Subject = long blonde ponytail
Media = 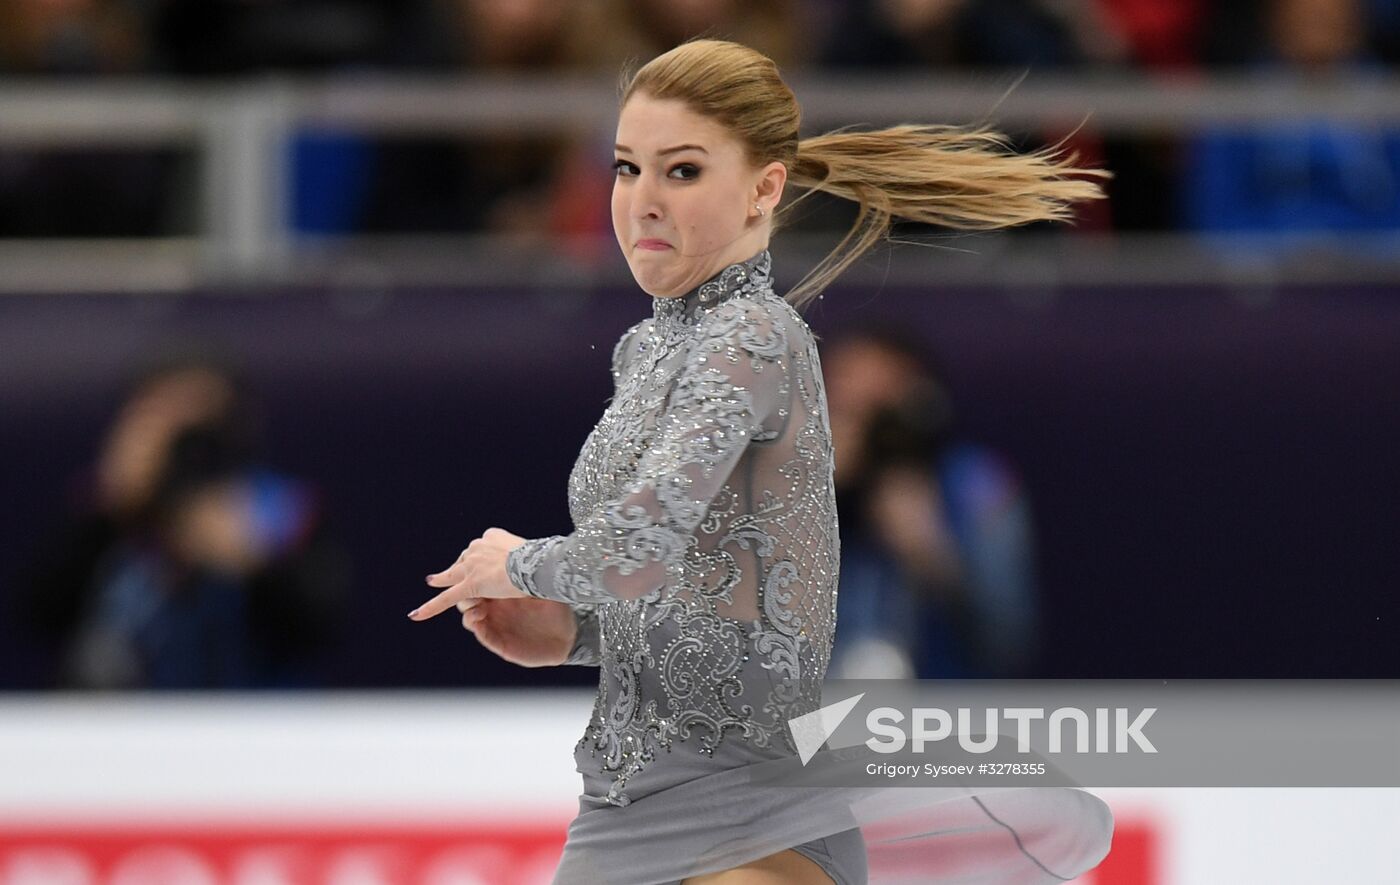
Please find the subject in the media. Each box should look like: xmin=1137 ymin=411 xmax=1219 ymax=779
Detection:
xmin=782 ymin=124 xmax=1108 ymax=308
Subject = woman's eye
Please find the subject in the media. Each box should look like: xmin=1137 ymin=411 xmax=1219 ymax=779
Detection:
xmin=610 ymin=160 xmax=698 ymax=180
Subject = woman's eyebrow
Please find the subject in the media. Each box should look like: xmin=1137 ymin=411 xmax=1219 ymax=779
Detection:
xmin=614 ymin=144 xmax=709 ymax=156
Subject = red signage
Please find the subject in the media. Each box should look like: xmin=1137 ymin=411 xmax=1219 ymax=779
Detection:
xmin=0 ymin=818 xmax=1156 ymax=884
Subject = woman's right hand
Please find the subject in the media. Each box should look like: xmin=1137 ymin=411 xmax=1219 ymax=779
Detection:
xmin=456 ymin=596 xmax=578 ymax=668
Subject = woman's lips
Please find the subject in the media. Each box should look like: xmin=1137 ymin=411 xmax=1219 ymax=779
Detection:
xmin=636 ymin=239 xmax=672 ymax=251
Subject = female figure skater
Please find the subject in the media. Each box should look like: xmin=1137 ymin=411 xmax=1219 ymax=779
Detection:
xmin=409 ymin=38 xmax=1111 ymax=885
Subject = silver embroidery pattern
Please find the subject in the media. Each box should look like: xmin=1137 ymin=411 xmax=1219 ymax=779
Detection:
xmin=506 ymin=250 xmax=839 ymax=806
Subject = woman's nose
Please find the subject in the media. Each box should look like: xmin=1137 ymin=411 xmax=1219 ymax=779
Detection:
xmin=632 ymin=176 xmax=663 ymax=219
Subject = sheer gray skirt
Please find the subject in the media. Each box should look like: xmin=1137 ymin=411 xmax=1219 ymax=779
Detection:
xmin=551 ymin=743 xmax=1111 ymax=884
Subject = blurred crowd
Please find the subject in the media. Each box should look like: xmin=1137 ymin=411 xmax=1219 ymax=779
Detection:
xmin=12 ymin=356 xmax=350 ymax=689
xmin=2 ymin=0 xmax=1399 ymax=242
xmin=4 ymin=0 xmax=1400 ymax=76
xmin=8 ymin=334 xmax=1033 ymax=689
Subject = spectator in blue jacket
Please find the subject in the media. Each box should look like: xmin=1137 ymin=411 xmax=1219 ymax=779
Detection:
xmin=1183 ymin=0 xmax=1400 ymax=240
xmin=825 ymin=326 xmax=1042 ymax=679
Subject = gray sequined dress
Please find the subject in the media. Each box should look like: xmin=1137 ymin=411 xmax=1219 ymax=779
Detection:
xmin=508 ymin=248 xmax=835 ymax=806
xmin=506 ymin=250 xmax=1112 ymax=885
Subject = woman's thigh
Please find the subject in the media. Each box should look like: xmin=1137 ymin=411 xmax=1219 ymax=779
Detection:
xmin=681 ymin=848 xmax=836 ymax=884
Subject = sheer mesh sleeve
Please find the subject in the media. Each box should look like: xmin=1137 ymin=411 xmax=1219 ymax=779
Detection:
xmin=546 ymin=325 xmax=645 ymax=666
xmin=507 ymin=299 xmax=788 ymax=604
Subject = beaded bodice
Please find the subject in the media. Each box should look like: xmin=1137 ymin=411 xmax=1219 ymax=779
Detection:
xmin=507 ymin=249 xmax=840 ymax=806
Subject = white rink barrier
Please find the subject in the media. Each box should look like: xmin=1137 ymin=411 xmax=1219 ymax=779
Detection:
xmin=0 ymin=691 xmax=1395 ymax=884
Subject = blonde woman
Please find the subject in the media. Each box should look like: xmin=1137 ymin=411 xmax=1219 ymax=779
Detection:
xmin=409 ymin=38 xmax=1112 ymax=885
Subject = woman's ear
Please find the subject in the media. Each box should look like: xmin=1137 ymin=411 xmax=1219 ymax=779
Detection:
xmin=754 ymin=161 xmax=787 ymax=210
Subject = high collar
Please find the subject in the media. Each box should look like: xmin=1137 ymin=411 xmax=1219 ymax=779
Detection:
xmin=651 ymin=249 xmax=774 ymax=334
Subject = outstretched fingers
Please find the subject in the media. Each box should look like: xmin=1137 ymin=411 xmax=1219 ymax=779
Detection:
xmin=408 ymin=571 xmax=476 ymax=621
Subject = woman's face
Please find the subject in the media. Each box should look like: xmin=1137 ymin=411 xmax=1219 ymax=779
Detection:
xmin=612 ymin=92 xmax=784 ymax=298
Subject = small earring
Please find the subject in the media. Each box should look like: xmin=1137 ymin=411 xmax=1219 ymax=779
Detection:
xmin=754 ymin=204 xmax=765 ymax=217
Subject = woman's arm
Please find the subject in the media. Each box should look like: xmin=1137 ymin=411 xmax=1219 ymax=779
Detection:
xmin=507 ymin=299 xmax=788 ymax=605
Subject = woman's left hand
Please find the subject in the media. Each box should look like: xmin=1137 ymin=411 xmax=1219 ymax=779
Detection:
xmin=408 ymin=527 xmax=529 ymax=621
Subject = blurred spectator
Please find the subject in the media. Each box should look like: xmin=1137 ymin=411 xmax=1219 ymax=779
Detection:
xmin=1183 ymin=0 xmax=1400 ymax=237
xmin=12 ymin=355 xmax=349 ymax=689
xmin=817 ymin=0 xmax=1109 ymax=70
xmin=0 ymin=0 xmax=181 ymax=236
xmin=1090 ymin=0 xmax=1211 ymax=232
xmin=409 ymin=0 xmax=606 ymax=69
xmin=592 ymin=0 xmax=803 ymax=69
xmin=0 ymin=0 xmax=146 ymax=75
xmin=146 ymin=0 xmax=409 ymax=75
xmin=825 ymin=327 xmax=1041 ymax=679
xmin=1200 ymin=0 xmax=1400 ymax=67
xmin=295 ymin=0 xmax=616 ymax=258
xmin=1091 ymin=0 xmax=1204 ymax=70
